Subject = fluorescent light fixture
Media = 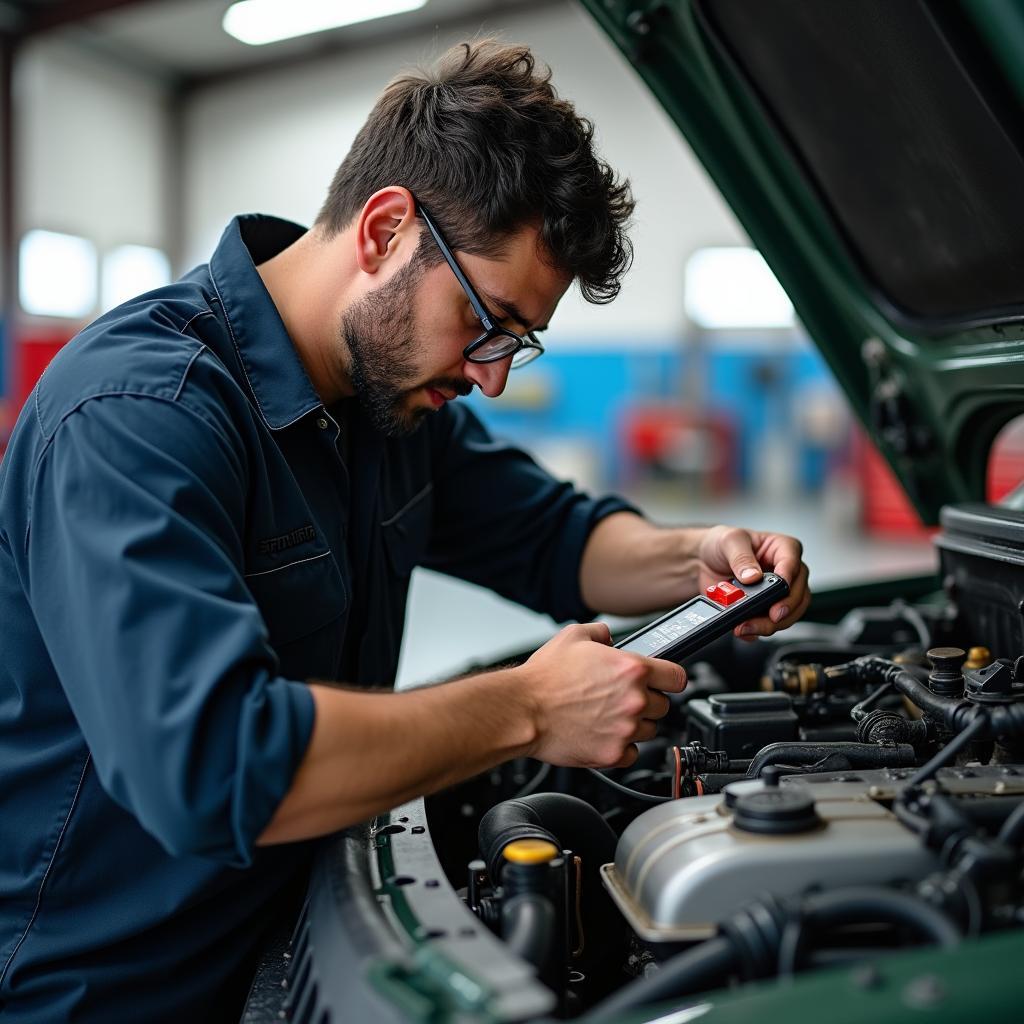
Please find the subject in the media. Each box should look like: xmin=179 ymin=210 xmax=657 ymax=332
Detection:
xmin=684 ymin=246 xmax=795 ymax=330
xmin=101 ymin=245 xmax=172 ymax=312
xmin=223 ymin=0 xmax=428 ymax=46
xmin=19 ymin=229 xmax=97 ymax=319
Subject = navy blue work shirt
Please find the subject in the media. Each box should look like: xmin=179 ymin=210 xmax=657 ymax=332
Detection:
xmin=0 ymin=215 xmax=635 ymax=1021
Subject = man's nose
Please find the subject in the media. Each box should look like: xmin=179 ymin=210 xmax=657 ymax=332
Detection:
xmin=464 ymin=356 xmax=512 ymax=398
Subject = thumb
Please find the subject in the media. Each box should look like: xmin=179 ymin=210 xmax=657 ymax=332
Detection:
xmin=717 ymin=529 xmax=763 ymax=584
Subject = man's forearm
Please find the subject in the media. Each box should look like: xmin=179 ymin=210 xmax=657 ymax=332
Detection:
xmin=257 ymin=618 xmax=691 ymax=847
xmin=579 ymin=511 xmax=706 ymax=616
xmin=257 ymin=670 xmax=536 ymax=845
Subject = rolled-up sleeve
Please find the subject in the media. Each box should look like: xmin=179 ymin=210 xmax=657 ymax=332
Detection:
xmin=24 ymin=393 xmax=314 ymax=866
xmin=424 ymin=403 xmax=640 ymax=623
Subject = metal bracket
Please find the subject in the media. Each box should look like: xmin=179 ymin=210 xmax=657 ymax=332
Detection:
xmin=862 ymin=337 xmax=935 ymax=461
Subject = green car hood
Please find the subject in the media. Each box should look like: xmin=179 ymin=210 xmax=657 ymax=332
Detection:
xmin=582 ymin=0 xmax=1024 ymax=524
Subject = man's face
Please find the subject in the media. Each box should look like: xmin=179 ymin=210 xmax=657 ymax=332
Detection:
xmin=342 ymin=223 xmax=569 ymax=437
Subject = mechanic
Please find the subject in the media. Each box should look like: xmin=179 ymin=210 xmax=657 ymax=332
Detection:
xmin=0 ymin=40 xmax=809 ymax=1022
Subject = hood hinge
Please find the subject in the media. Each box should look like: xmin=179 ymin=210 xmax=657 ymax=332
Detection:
xmin=862 ymin=338 xmax=936 ymax=501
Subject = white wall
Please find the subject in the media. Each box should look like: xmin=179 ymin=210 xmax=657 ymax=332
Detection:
xmin=16 ymin=37 xmax=171 ymax=259
xmin=181 ymin=1 xmax=745 ymax=344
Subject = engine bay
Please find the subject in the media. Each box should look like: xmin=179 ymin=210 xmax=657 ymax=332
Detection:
xmin=270 ymin=502 xmax=1024 ymax=1022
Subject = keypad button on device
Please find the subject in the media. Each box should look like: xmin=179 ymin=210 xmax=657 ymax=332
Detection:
xmin=707 ymin=581 xmax=744 ymax=606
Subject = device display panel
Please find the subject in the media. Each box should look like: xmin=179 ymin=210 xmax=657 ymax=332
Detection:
xmin=618 ymin=598 xmax=720 ymax=657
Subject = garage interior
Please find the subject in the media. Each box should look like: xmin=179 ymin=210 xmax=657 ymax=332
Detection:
xmin=0 ymin=0 xmax=967 ymax=688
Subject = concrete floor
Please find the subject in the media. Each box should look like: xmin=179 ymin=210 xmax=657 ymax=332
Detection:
xmin=395 ymin=487 xmax=937 ymax=688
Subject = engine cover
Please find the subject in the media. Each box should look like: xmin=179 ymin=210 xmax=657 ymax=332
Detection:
xmin=601 ymin=768 xmax=1024 ymax=942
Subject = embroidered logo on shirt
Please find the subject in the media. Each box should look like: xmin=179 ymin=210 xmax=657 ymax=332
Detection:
xmin=258 ymin=524 xmax=317 ymax=556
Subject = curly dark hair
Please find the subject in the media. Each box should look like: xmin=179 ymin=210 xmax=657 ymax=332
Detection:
xmin=316 ymin=39 xmax=634 ymax=304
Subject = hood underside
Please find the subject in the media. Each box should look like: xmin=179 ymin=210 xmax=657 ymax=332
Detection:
xmin=583 ymin=0 xmax=1024 ymax=523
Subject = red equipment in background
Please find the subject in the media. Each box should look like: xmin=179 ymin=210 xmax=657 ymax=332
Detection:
xmin=620 ymin=402 xmax=737 ymax=495
xmin=0 ymin=330 xmax=73 ymax=460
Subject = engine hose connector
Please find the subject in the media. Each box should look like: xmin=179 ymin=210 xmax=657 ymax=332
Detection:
xmin=856 ymin=708 xmax=929 ymax=748
xmin=677 ymin=742 xmax=730 ymax=776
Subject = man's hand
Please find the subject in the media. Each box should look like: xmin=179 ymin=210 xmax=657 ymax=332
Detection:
xmin=695 ymin=525 xmax=809 ymax=639
xmin=579 ymin=512 xmax=810 ymax=634
xmin=517 ymin=622 xmax=686 ymax=769
xmin=259 ymin=621 xmax=685 ymax=845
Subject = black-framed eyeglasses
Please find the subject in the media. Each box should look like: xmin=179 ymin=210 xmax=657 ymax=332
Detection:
xmin=417 ymin=203 xmax=545 ymax=369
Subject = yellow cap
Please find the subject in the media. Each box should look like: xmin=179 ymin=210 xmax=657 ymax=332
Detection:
xmin=502 ymin=839 xmax=559 ymax=864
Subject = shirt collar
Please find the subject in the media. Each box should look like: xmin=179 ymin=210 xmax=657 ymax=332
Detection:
xmin=209 ymin=214 xmax=323 ymax=431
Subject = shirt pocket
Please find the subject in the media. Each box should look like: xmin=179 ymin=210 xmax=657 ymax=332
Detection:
xmin=244 ymin=550 xmax=348 ymax=649
xmin=381 ymin=481 xmax=433 ymax=578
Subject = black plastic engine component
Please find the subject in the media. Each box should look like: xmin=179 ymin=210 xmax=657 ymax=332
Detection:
xmin=685 ymin=692 xmax=799 ymax=758
xmin=937 ymin=505 xmax=1024 ymax=655
xmin=964 ymin=659 xmax=1024 ymax=705
xmin=732 ymin=788 xmax=821 ymax=835
xmin=478 ymin=794 xmax=622 ymax=989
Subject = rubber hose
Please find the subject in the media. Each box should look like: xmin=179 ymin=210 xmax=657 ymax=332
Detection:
xmin=778 ymin=886 xmax=961 ymax=974
xmin=478 ymin=793 xmax=620 ymax=977
xmin=478 ymin=793 xmax=618 ymax=884
xmin=997 ymin=799 xmax=1024 ymax=847
xmin=581 ymin=936 xmax=736 ymax=1023
xmin=501 ymin=893 xmax=556 ymax=970
xmin=747 ymin=741 xmax=916 ymax=778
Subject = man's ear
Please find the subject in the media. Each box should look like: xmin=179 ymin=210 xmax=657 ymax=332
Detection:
xmin=355 ymin=187 xmax=418 ymax=275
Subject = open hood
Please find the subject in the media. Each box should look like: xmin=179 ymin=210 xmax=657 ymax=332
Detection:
xmin=582 ymin=0 xmax=1024 ymax=524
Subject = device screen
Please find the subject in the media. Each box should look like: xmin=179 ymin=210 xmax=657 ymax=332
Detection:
xmin=619 ymin=598 xmax=720 ymax=657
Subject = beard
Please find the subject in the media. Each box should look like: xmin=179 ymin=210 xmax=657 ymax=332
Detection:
xmin=342 ymin=257 xmax=469 ymax=437
xmin=343 ymin=256 xmax=422 ymax=437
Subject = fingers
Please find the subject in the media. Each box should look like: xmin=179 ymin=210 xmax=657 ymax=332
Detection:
xmin=630 ymin=719 xmax=659 ymax=744
xmin=733 ymin=562 xmax=811 ymax=638
xmin=644 ymin=688 xmax=671 ymax=720
xmin=564 ymin=621 xmax=612 ymax=645
xmin=764 ymin=536 xmax=804 ymax=592
xmin=614 ymin=743 xmax=639 ymax=769
xmin=646 ymin=657 xmax=687 ymax=694
xmin=612 ymin=718 xmax=658 ymax=767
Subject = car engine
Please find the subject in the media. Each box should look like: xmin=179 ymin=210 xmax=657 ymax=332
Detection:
xmin=261 ymin=502 xmax=1024 ymax=1023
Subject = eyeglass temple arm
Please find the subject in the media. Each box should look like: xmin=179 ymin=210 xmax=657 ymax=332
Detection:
xmin=416 ymin=204 xmax=496 ymax=331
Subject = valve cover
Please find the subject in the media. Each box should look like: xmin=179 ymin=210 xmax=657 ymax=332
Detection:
xmin=601 ymin=774 xmax=949 ymax=942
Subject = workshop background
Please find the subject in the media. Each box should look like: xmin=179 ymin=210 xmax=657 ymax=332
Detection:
xmin=1 ymin=0 xmax=1016 ymax=685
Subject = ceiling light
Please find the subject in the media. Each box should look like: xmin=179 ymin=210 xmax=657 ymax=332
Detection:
xmin=222 ymin=0 xmax=428 ymax=47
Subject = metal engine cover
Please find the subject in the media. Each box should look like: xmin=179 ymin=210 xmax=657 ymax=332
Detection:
xmin=601 ymin=775 xmax=942 ymax=942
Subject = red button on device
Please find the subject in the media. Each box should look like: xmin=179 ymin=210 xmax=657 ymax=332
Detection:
xmin=706 ymin=581 xmax=744 ymax=606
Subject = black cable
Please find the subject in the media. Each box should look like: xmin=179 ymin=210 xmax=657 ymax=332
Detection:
xmin=904 ymin=714 xmax=989 ymax=791
xmin=892 ymin=599 xmax=931 ymax=649
xmin=850 ymin=681 xmax=895 ymax=722
xmin=511 ymin=762 xmax=551 ymax=799
xmin=585 ymin=768 xmax=673 ymax=804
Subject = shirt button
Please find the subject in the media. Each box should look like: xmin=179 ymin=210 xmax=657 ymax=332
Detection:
xmin=317 ymin=417 xmax=329 ymax=430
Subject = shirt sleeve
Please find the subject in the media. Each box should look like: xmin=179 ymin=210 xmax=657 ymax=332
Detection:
xmin=24 ymin=392 xmax=314 ymax=867
xmin=423 ymin=402 xmax=641 ymax=623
